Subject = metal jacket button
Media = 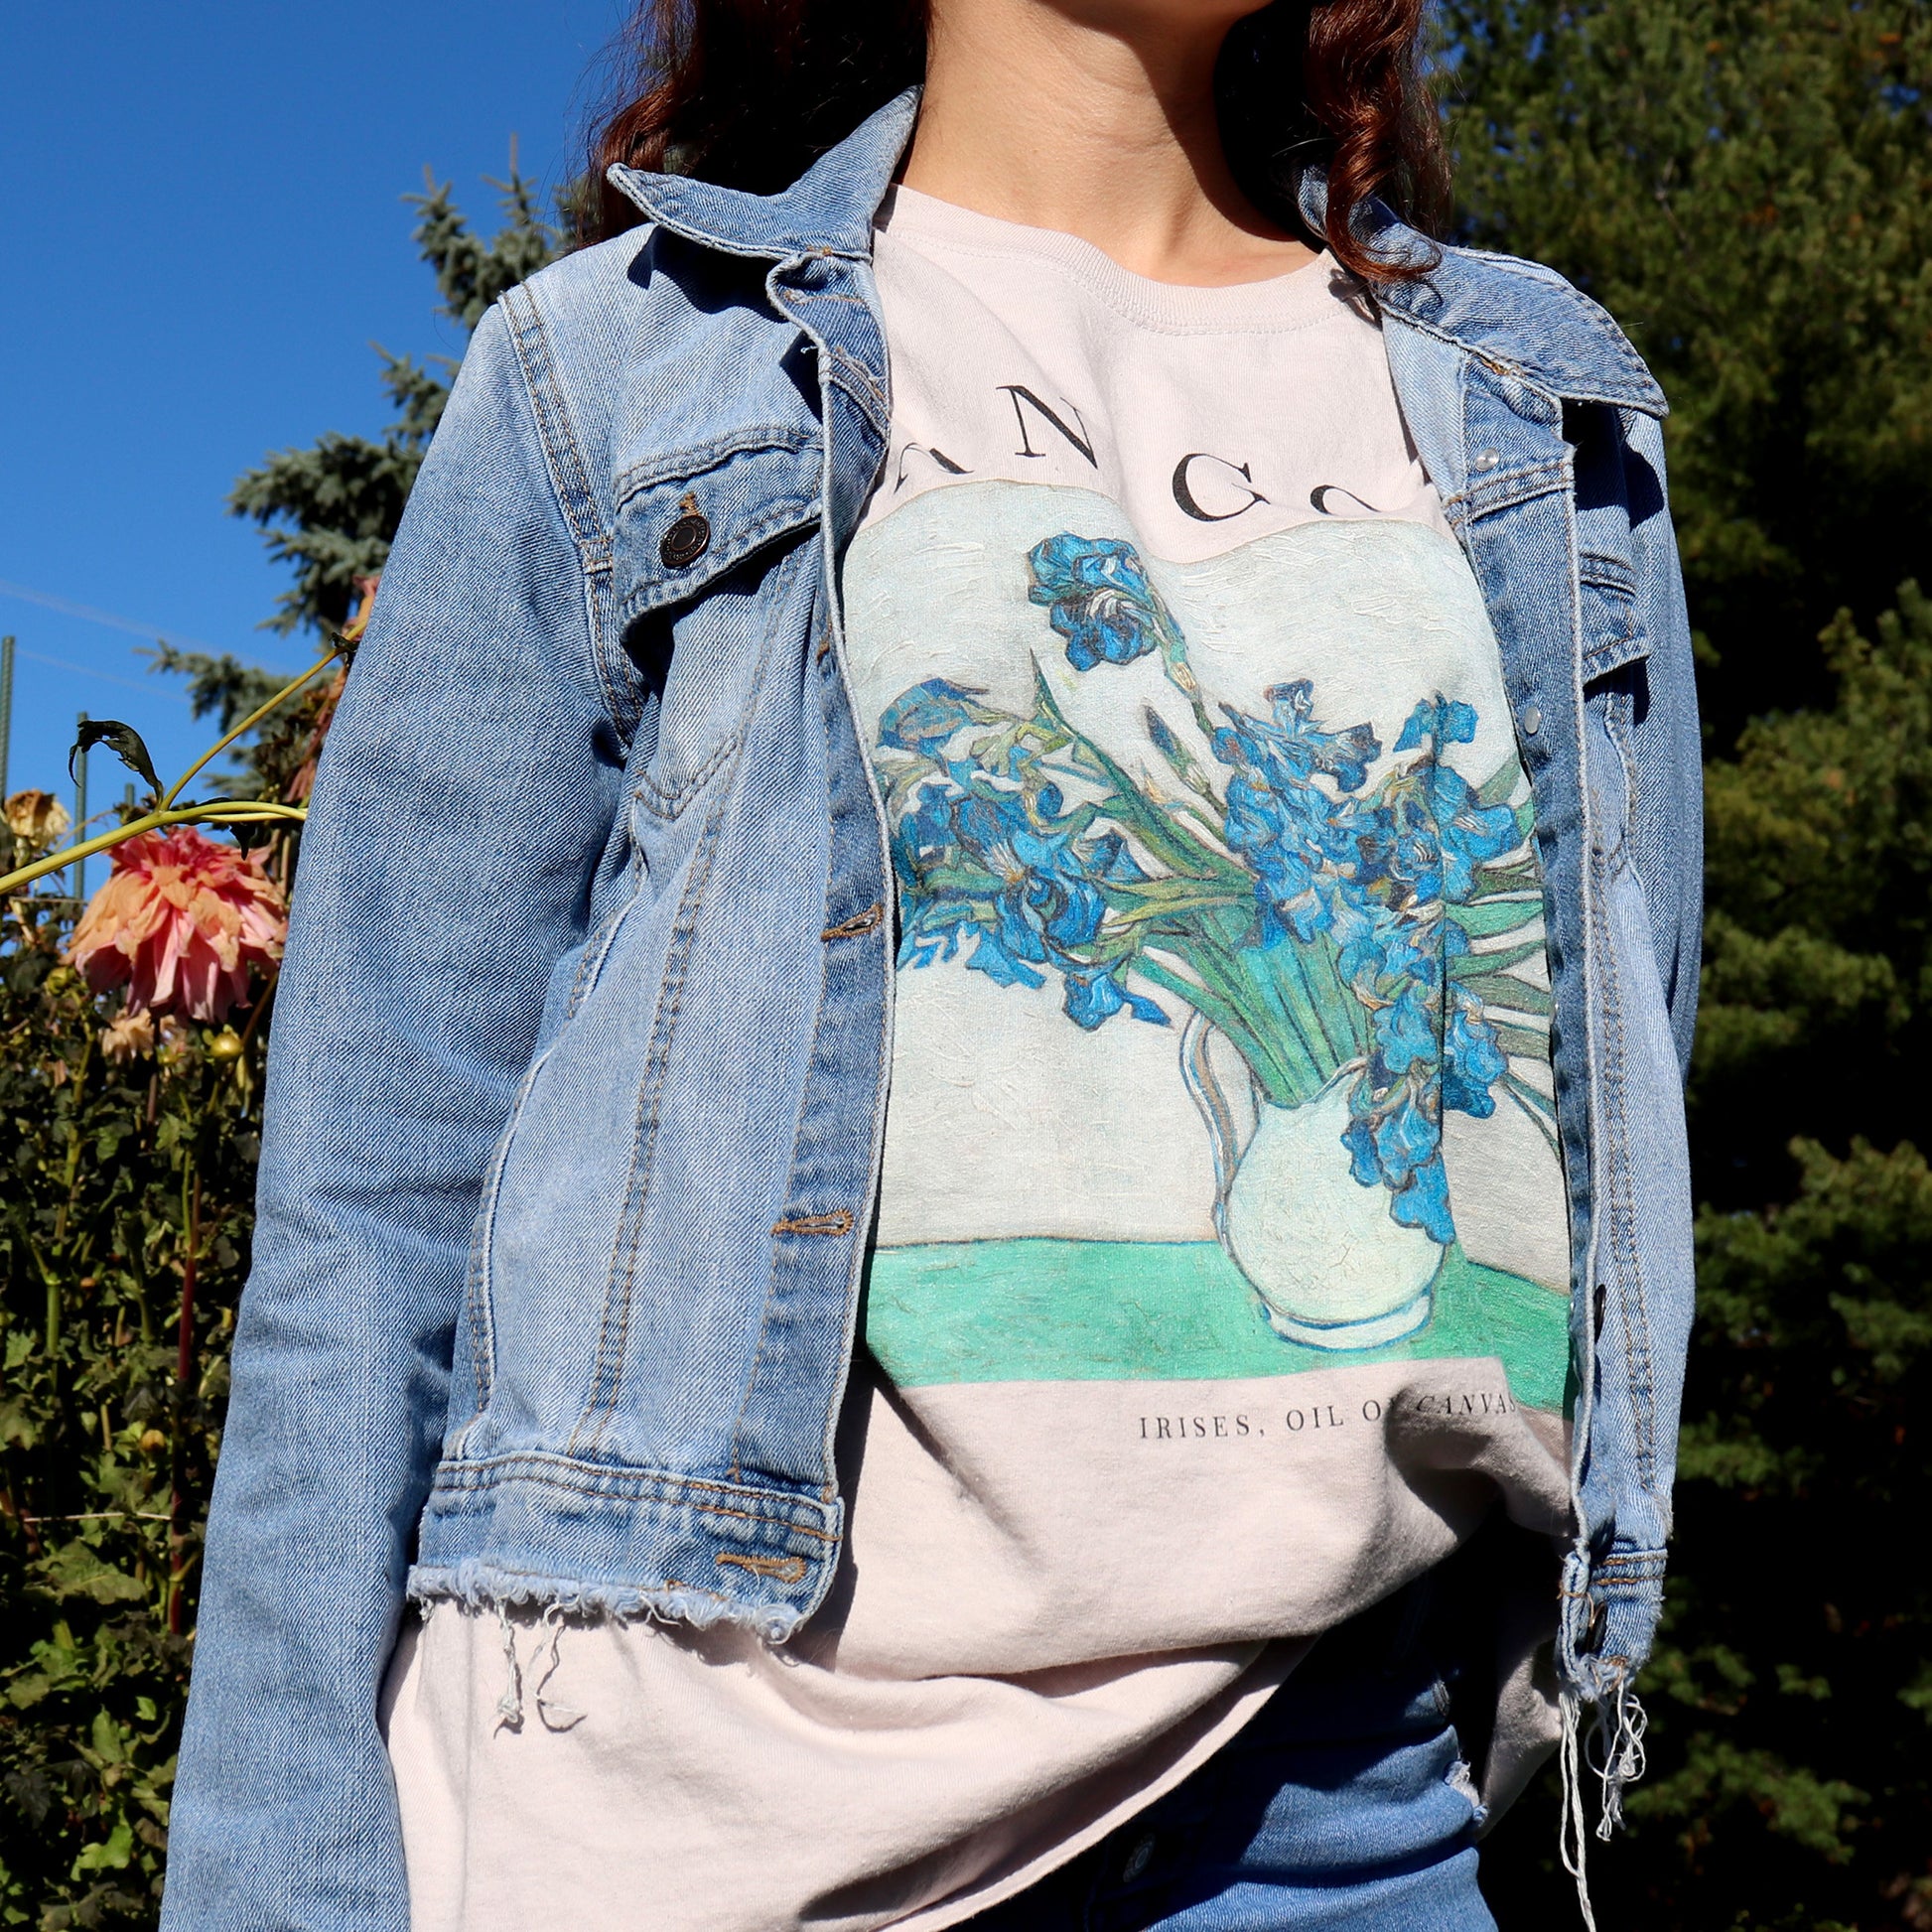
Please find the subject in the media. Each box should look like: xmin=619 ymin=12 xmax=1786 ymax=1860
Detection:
xmin=660 ymin=511 xmax=711 ymax=570
xmin=1520 ymin=703 xmax=1543 ymax=737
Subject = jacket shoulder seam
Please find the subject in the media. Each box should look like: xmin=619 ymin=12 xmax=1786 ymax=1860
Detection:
xmin=495 ymin=283 xmax=646 ymax=730
xmin=497 ymin=283 xmax=614 ymax=561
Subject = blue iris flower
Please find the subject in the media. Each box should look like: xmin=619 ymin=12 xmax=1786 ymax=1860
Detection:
xmin=1372 ymin=982 xmax=1439 ymax=1077
xmin=879 ymin=656 xmax=1531 ymax=1249
xmin=1387 ymin=695 xmax=1521 ymax=902
xmin=891 ymin=767 xmax=1167 ymax=1031
xmin=879 ymin=678 xmax=988 ymax=757
xmin=1395 ymin=696 xmax=1479 ymax=755
xmin=1443 ymin=940 xmax=1509 ymax=1116
xmin=1387 ymin=1154 xmax=1454 ymax=1243
xmin=1340 ymin=1065 xmax=1456 ymax=1246
xmin=1027 ymin=534 xmax=1173 ymax=671
xmin=1212 ymin=682 xmax=1382 ymax=946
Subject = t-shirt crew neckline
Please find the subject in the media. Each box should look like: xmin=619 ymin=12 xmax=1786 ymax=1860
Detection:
xmin=876 ymin=183 xmax=1347 ymax=337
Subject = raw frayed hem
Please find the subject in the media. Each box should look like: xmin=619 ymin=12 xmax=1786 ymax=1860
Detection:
xmin=409 ymin=1564 xmax=803 ymax=1736
xmin=406 ymin=1561 xmax=805 ymax=1647
xmin=1555 ymin=1541 xmax=1656 ymax=1928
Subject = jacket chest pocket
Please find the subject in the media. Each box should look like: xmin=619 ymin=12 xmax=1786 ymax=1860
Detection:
xmin=616 ymin=432 xmax=823 ymax=818
xmin=1579 ymin=551 xmax=1648 ymax=684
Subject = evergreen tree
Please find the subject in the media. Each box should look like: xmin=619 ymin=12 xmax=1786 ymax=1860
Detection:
xmin=148 ymin=161 xmax=569 ymax=800
xmin=227 ymin=159 xmax=567 ymax=641
xmin=1444 ymin=5 xmax=1932 ymax=1926
xmin=1444 ymin=0 xmax=1932 ymax=740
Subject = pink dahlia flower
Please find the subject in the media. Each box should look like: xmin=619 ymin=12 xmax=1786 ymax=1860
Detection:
xmin=66 ymin=827 xmax=287 ymax=1022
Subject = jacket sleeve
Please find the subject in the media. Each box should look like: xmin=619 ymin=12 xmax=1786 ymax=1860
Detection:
xmin=162 ymin=299 xmax=626 ymax=1930
xmin=1621 ymin=406 xmax=1704 ymax=1082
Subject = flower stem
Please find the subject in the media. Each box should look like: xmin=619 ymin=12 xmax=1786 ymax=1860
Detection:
xmin=0 ymin=644 xmax=339 ymax=895
xmin=168 ymin=1155 xmax=201 ymax=1638
xmin=0 ymin=802 xmax=307 ymax=897
xmin=162 ymin=648 xmax=344 ymax=808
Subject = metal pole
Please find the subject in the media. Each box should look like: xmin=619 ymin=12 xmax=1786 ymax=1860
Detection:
xmin=73 ymin=710 xmax=88 ymax=904
xmin=0 ymin=634 xmax=13 ymax=803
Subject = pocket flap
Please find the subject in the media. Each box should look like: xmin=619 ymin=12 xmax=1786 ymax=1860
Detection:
xmin=616 ymin=432 xmax=821 ymax=625
xmin=1579 ymin=553 xmax=1648 ymax=681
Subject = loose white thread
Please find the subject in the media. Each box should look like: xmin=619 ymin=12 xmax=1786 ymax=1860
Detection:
xmin=1593 ymin=1680 xmax=1649 ymax=1842
xmin=493 ymin=1603 xmax=524 ymax=1729
xmin=535 ymin=1602 xmax=585 ymax=1731
xmin=1559 ymin=1689 xmax=1600 ymax=1932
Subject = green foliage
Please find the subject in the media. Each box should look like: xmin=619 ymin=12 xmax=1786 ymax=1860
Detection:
xmin=1699 ymin=587 xmax=1932 ymax=1184
xmin=138 ymin=649 xmax=285 ymax=739
xmin=1494 ymin=600 xmax=1932 ymax=1928
xmin=1443 ymin=0 xmax=1932 ymax=737
xmin=409 ymin=155 xmax=569 ymax=332
xmin=1447 ymin=5 xmax=1932 ymax=1922
xmin=0 ymin=175 xmax=561 ymax=1929
xmin=1480 ymin=600 xmax=1932 ymax=1924
xmin=227 ymin=351 xmax=449 ymax=640
xmin=0 ymin=919 xmax=257 ymax=1926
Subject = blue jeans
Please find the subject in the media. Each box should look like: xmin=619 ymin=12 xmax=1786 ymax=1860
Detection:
xmin=969 ymin=1578 xmax=1495 ymax=1932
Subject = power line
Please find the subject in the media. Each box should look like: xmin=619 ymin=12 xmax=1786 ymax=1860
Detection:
xmin=0 ymin=575 xmax=298 ymax=674
xmin=13 ymin=646 xmax=191 ymax=703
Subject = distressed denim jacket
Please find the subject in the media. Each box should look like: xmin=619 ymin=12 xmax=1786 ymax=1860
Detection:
xmin=163 ymin=90 xmax=1699 ymax=1929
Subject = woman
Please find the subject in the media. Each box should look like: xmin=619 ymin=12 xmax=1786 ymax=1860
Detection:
xmin=163 ymin=0 xmax=1700 ymax=1926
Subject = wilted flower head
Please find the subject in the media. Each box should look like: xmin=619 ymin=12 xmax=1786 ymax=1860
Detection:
xmin=99 ymin=1009 xmax=157 ymax=1063
xmin=65 ymin=827 xmax=287 ymax=1022
xmin=6 ymin=789 xmax=71 ymax=851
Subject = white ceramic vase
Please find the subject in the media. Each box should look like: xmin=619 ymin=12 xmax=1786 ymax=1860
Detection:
xmin=1221 ymin=1065 xmax=1442 ymax=1349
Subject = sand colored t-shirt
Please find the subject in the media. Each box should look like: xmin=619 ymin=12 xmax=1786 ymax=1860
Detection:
xmin=383 ymin=188 xmax=1575 ymax=1932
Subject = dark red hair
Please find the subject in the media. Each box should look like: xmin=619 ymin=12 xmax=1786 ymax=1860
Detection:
xmin=583 ymin=0 xmax=1446 ymax=284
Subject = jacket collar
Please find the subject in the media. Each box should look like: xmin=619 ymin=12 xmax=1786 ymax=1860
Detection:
xmin=613 ymin=87 xmax=1664 ymax=418
xmin=1296 ymin=169 xmax=1667 ymax=416
xmin=608 ymin=89 xmax=920 ymax=263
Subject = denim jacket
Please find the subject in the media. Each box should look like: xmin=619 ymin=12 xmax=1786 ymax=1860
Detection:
xmin=163 ymin=91 xmax=1699 ymax=1929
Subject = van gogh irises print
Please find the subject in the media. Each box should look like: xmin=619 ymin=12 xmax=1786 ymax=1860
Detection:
xmin=873 ymin=533 xmax=1557 ymax=1344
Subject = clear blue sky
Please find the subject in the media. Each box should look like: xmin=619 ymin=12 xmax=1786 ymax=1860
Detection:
xmin=0 ymin=0 xmax=624 ymax=821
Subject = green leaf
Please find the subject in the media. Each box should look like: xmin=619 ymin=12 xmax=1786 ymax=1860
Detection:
xmin=1449 ymin=939 xmax=1547 ymax=977
xmin=5 ymin=1673 xmax=55 ymax=1713
xmin=69 ymin=1817 xmax=134 ymax=1878
xmin=88 ymin=1709 xmax=128 ymax=1767
xmin=1489 ymin=1023 xmax=1550 ymax=1060
xmin=1446 ymin=895 xmax=1543 ymax=939
xmin=35 ymin=1541 xmax=147 ymax=1607
xmin=1475 ymin=758 xmax=1523 ymax=808
xmin=1459 ymin=971 xmax=1555 ymax=1017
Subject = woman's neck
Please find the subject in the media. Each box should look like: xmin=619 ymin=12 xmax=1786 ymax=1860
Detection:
xmin=901 ymin=0 xmax=1316 ymax=287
